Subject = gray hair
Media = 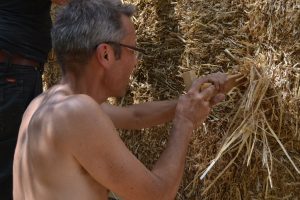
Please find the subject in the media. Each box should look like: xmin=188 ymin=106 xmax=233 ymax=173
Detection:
xmin=51 ymin=0 xmax=135 ymax=74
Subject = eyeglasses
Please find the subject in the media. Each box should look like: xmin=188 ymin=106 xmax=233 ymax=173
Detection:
xmin=100 ymin=41 xmax=146 ymax=59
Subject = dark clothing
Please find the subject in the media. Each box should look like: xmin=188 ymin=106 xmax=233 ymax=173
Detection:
xmin=0 ymin=63 xmax=43 ymax=200
xmin=0 ymin=1 xmax=52 ymax=199
xmin=0 ymin=0 xmax=52 ymax=62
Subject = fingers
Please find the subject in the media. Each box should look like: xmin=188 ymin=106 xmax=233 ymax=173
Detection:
xmin=182 ymin=72 xmax=227 ymax=126
xmin=189 ymin=76 xmax=211 ymax=93
xmin=175 ymin=92 xmax=212 ymax=129
xmin=188 ymin=79 xmax=222 ymax=102
xmin=176 ymin=83 xmax=225 ymax=129
xmin=197 ymin=85 xmax=216 ymax=102
xmin=206 ymin=72 xmax=227 ymax=92
xmin=210 ymin=93 xmax=225 ymax=106
xmin=188 ymin=72 xmax=227 ymax=94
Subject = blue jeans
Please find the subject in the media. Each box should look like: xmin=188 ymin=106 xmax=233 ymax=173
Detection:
xmin=0 ymin=62 xmax=43 ymax=200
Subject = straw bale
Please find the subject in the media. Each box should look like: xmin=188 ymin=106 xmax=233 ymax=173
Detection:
xmin=120 ymin=0 xmax=300 ymax=199
xmin=43 ymin=4 xmax=62 ymax=90
xmin=45 ymin=0 xmax=300 ymax=199
xmin=43 ymin=50 xmax=61 ymax=90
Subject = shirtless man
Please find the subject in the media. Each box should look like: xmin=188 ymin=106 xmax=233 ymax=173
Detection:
xmin=13 ymin=0 xmax=227 ymax=199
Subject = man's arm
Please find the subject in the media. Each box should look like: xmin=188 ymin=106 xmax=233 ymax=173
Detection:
xmin=59 ymin=74 xmax=225 ymax=200
xmin=101 ymin=71 xmax=227 ymax=130
xmin=101 ymin=100 xmax=177 ymax=130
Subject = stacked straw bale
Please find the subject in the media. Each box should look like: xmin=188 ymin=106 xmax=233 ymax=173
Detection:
xmin=45 ymin=0 xmax=300 ymax=199
xmin=43 ymin=4 xmax=61 ymax=90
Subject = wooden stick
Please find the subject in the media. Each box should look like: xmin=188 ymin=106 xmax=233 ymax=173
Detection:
xmin=182 ymin=70 xmax=197 ymax=90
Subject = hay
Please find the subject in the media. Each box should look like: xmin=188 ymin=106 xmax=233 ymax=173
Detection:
xmin=45 ymin=0 xmax=300 ymax=199
xmin=43 ymin=4 xmax=62 ymax=90
xmin=120 ymin=0 xmax=300 ymax=199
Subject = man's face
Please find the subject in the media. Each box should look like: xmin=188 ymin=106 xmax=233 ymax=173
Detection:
xmin=109 ymin=15 xmax=138 ymax=97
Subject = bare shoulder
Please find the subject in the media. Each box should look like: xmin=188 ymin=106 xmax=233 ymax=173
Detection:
xmin=53 ymin=94 xmax=113 ymax=133
xmin=56 ymin=94 xmax=103 ymax=117
xmin=51 ymin=94 xmax=116 ymax=149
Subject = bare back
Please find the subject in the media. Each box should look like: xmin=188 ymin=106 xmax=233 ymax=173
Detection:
xmin=13 ymin=86 xmax=109 ymax=200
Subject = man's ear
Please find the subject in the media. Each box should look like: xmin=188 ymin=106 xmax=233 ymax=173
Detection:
xmin=104 ymin=52 xmax=108 ymax=60
xmin=95 ymin=44 xmax=114 ymax=69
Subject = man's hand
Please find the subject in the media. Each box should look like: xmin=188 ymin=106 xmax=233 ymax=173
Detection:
xmin=193 ymin=72 xmax=227 ymax=106
xmin=175 ymin=72 xmax=227 ymax=129
xmin=202 ymin=72 xmax=227 ymax=92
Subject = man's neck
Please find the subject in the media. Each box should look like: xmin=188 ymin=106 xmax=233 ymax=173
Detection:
xmin=60 ymin=69 xmax=108 ymax=104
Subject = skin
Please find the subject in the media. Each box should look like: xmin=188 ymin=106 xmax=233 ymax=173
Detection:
xmin=100 ymin=100 xmax=177 ymax=130
xmin=13 ymin=14 xmax=227 ymax=200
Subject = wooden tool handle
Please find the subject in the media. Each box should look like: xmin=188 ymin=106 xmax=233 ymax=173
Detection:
xmin=182 ymin=70 xmax=197 ymax=90
xmin=182 ymin=71 xmax=246 ymax=94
